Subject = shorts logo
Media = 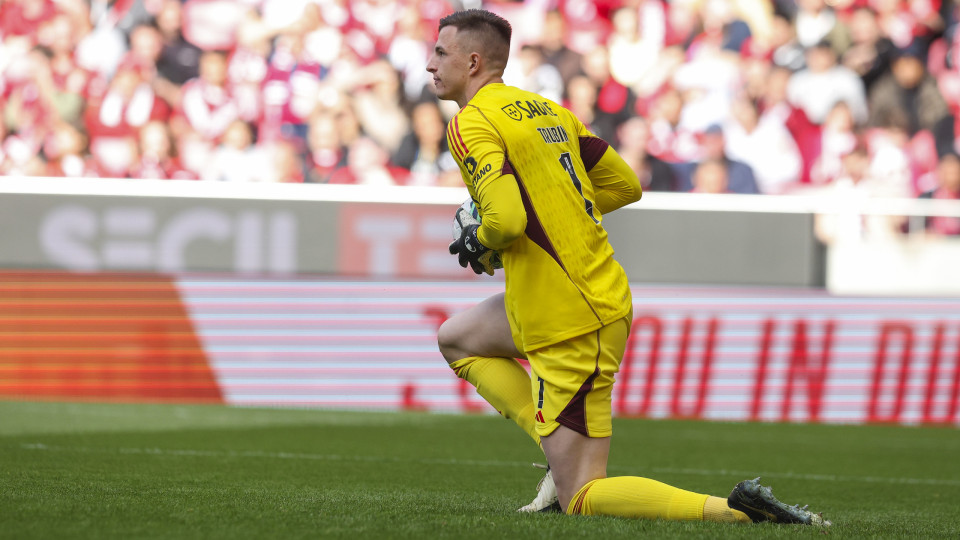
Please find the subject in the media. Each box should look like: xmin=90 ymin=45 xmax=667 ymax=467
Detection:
xmin=535 ymin=377 xmax=545 ymax=423
xmin=501 ymin=104 xmax=523 ymax=121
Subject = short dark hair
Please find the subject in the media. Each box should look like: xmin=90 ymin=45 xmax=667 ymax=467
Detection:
xmin=439 ymin=9 xmax=512 ymax=71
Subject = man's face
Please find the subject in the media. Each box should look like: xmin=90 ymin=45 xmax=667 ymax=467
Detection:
xmin=426 ymin=26 xmax=471 ymax=103
xmin=938 ymin=154 xmax=960 ymax=192
xmin=893 ymin=56 xmax=924 ymax=89
xmin=805 ymin=46 xmax=835 ymax=72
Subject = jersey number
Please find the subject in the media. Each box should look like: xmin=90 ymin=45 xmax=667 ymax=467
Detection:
xmin=559 ymin=152 xmax=599 ymax=223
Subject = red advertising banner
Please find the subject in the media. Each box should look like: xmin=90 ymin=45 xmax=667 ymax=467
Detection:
xmin=2 ymin=273 xmax=958 ymax=427
xmin=175 ymin=279 xmax=960 ymax=426
xmin=0 ymin=272 xmax=223 ymax=403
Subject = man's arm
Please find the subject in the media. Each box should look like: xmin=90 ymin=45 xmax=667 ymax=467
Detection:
xmin=475 ymin=172 xmax=526 ymax=250
xmin=447 ymin=106 xmax=527 ymax=251
xmin=586 ymin=145 xmax=643 ymax=215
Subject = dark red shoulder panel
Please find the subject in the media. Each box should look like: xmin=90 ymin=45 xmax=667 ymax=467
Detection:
xmin=578 ymin=136 xmax=609 ymax=172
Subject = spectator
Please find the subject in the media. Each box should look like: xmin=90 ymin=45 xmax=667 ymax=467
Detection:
xmin=202 ymin=119 xmax=270 ymax=182
xmin=724 ymin=94 xmax=803 ymax=194
xmin=43 ymin=121 xmax=95 ymax=177
xmin=759 ymin=64 xmax=821 ymax=184
xmin=0 ymin=0 xmax=59 ymax=41
xmin=868 ymin=43 xmax=954 ymax=167
xmin=615 ymin=115 xmax=677 ymax=192
xmin=36 ymin=13 xmax=90 ymax=127
xmin=646 ymin=86 xmax=700 ymax=163
xmin=349 ymin=0 xmax=405 ymax=57
xmin=0 ymin=0 xmax=950 ymax=199
xmin=84 ymin=60 xmax=170 ymax=177
xmin=691 ymin=158 xmax=731 ymax=194
xmin=4 ymin=45 xmax=58 ymax=152
xmin=565 ymin=74 xmax=600 ymax=128
xmin=672 ymin=123 xmax=761 ymax=194
xmin=174 ymin=128 xmax=213 ymax=178
xmin=391 ymin=100 xmax=458 ymax=187
xmin=125 ymin=22 xmax=163 ymax=82
xmin=256 ymin=0 xmax=323 ymax=40
xmin=539 ymin=9 xmax=583 ymax=85
xmin=229 ymin=13 xmax=272 ymax=126
xmin=605 ymin=5 xmax=663 ymax=94
xmin=787 ymin=39 xmax=868 ymax=125
xmin=333 ymin=97 xmax=362 ymax=151
xmin=672 ymin=33 xmax=741 ymax=133
xmin=841 ymin=6 xmax=897 ymax=94
xmin=740 ymin=51 xmax=773 ymax=105
xmin=767 ymin=11 xmax=806 ymax=71
xmin=664 ymin=0 xmax=700 ymax=48
xmin=304 ymin=112 xmax=347 ymax=184
xmin=872 ymin=0 xmax=944 ymax=49
xmin=131 ymin=120 xmax=195 ymax=180
xmin=693 ymin=0 xmax=753 ymax=55
xmin=347 ymin=59 xmax=409 ymax=155
xmin=814 ymin=142 xmax=906 ymax=244
xmin=0 ymin=116 xmax=5 ymax=171
xmin=388 ymin=4 xmax=433 ymax=103
xmin=179 ymin=0 xmax=250 ymax=52
xmin=919 ymin=152 xmax=960 ymax=236
xmin=865 ymin=111 xmax=915 ymax=197
xmin=329 ymin=136 xmax=408 ymax=186
xmin=577 ymin=46 xmax=636 ymax=145
xmin=810 ymin=101 xmax=860 ymax=185
xmin=126 ymin=21 xmax=183 ymax=111
xmin=75 ymin=0 xmax=152 ymax=79
xmin=266 ymin=136 xmax=305 ymax=183
xmin=154 ymin=0 xmax=201 ymax=88
xmin=504 ymin=44 xmax=564 ymax=104
xmin=793 ymin=0 xmax=850 ymax=51
xmin=555 ymin=0 xmax=614 ymax=54
xmin=177 ymin=50 xmax=239 ymax=141
xmin=259 ymin=33 xmax=324 ymax=143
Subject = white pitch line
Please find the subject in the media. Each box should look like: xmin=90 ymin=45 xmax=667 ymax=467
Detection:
xmin=17 ymin=442 xmax=960 ymax=488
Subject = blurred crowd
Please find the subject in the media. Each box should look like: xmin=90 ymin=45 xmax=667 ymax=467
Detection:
xmin=0 ymin=0 xmax=959 ymax=235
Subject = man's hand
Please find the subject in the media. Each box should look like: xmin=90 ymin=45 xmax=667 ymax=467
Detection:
xmin=449 ymin=223 xmax=495 ymax=276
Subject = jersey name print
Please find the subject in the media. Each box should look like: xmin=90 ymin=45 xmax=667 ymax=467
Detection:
xmin=536 ymin=125 xmax=569 ymax=144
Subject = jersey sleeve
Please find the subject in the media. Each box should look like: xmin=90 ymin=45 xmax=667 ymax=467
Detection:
xmin=568 ymin=113 xmax=642 ymax=214
xmin=584 ymin=145 xmax=643 ymax=214
xmin=447 ymin=107 xmax=526 ymax=250
xmin=446 ymin=107 xmax=506 ymax=191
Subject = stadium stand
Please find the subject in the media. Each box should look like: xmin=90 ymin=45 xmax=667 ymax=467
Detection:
xmin=0 ymin=0 xmax=957 ymax=216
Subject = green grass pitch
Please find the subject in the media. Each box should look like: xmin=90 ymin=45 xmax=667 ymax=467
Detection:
xmin=1 ymin=401 xmax=958 ymax=539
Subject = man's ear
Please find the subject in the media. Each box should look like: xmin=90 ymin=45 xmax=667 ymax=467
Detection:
xmin=468 ymin=52 xmax=481 ymax=75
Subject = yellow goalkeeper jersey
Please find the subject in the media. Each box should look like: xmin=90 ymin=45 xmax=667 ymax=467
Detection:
xmin=447 ymin=83 xmax=638 ymax=351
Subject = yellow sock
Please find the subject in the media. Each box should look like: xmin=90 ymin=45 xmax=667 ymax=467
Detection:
xmin=567 ymin=476 xmax=708 ymax=521
xmin=703 ymin=496 xmax=752 ymax=523
xmin=448 ymin=356 xmax=539 ymax=445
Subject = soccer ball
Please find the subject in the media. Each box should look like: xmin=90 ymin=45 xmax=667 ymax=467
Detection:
xmin=451 ymin=198 xmax=503 ymax=271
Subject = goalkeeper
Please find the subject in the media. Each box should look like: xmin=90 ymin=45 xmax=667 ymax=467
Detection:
xmin=430 ymin=8 xmax=830 ymax=527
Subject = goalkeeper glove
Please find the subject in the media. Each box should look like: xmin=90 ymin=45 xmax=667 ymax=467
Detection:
xmin=449 ymin=223 xmax=496 ymax=276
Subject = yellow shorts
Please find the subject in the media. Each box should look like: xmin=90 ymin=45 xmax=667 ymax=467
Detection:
xmin=526 ymin=313 xmax=632 ymax=438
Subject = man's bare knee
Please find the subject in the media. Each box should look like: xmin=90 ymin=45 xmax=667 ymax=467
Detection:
xmin=436 ymin=293 xmax=520 ymax=365
xmin=437 ymin=319 xmax=466 ymax=365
